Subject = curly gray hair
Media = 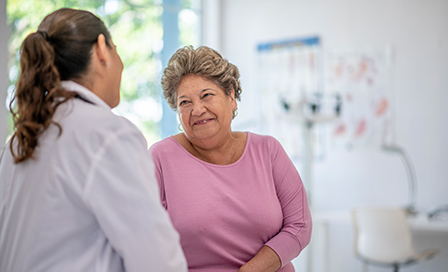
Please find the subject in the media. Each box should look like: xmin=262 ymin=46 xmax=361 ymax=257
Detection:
xmin=161 ymin=45 xmax=242 ymax=110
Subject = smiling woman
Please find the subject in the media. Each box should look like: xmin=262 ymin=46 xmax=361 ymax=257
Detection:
xmin=176 ymin=74 xmax=237 ymax=155
xmin=150 ymin=45 xmax=313 ymax=272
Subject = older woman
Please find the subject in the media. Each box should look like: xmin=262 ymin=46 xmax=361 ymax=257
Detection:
xmin=150 ymin=45 xmax=312 ymax=272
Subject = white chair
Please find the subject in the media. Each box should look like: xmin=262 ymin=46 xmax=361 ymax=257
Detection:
xmin=352 ymin=207 xmax=439 ymax=272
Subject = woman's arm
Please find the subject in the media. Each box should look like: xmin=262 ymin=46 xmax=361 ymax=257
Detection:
xmin=257 ymin=137 xmax=312 ymax=269
xmin=237 ymin=246 xmax=281 ymax=272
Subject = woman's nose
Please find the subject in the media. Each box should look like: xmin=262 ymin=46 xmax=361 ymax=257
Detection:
xmin=191 ymin=101 xmax=206 ymax=116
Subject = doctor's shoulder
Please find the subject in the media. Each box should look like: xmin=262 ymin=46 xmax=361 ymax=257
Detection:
xmin=59 ymin=99 xmax=146 ymax=149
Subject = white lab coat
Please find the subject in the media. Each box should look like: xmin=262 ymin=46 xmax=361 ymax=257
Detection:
xmin=0 ymin=81 xmax=187 ymax=272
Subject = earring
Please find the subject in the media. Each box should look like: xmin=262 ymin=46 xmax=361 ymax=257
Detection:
xmin=178 ymin=123 xmax=183 ymax=131
xmin=232 ymin=108 xmax=238 ymax=119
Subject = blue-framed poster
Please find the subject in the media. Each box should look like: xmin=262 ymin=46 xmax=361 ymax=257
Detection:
xmin=256 ymin=36 xmax=323 ymax=161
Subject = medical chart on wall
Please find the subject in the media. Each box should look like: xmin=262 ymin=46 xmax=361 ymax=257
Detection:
xmin=257 ymin=37 xmax=322 ymax=161
xmin=324 ymin=47 xmax=394 ymax=149
xmin=256 ymin=37 xmax=394 ymax=162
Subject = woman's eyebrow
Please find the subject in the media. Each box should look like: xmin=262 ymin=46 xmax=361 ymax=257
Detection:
xmin=178 ymin=88 xmax=215 ymax=100
xmin=200 ymin=88 xmax=215 ymax=93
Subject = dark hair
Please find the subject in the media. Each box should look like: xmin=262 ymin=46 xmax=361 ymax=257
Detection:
xmin=9 ymin=8 xmax=112 ymax=163
xmin=161 ymin=45 xmax=242 ymax=110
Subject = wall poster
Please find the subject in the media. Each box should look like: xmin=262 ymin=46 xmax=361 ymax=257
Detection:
xmin=256 ymin=38 xmax=394 ymax=163
xmin=257 ymin=37 xmax=322 ymax=162
xmin=324 ymin=47 xmax=394 ymax=149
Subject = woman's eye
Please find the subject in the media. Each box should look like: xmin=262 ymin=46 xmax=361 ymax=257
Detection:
xmin=202 ymin=93 xmax=213 ymax=99
xmin=179 ymin=100 xmax=189 ymax=106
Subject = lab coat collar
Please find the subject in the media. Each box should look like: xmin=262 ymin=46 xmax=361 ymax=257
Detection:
xmin=60 ymin=80 xmax=112 ymax=110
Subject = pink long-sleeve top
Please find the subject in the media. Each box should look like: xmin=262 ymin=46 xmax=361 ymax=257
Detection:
xmin=149 ymin=132 xmax=312 ymax=271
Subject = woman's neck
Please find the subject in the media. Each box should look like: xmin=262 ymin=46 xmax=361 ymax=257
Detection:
xmin=175 ymin=132 xmax=247 ymax=165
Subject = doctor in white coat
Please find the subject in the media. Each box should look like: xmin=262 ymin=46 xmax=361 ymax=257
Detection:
xmin=0 ymin=8 xmax=187 ymax=272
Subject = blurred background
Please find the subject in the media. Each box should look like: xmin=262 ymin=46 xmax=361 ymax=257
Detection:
xmin=1 ymin=0 xmax=447 ymax=271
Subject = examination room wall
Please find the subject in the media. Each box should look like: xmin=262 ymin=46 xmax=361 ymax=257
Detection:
xmin=215 ymin=0 xmax=448 ymax=271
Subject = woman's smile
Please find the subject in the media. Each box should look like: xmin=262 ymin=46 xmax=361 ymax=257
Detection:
xmin=193 ymin=118 xmax=214 ymax=126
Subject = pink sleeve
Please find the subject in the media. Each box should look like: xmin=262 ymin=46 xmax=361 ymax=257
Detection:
xmin=149 ymin=146 xmax=167 ymax=209
xmin=264 ymin=139 xmax=312 ymax=267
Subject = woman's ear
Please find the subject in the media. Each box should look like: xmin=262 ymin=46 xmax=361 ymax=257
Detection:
xmin=230 ymin=88 xmax=237 ymax=110
xmin=94 ymin=34 xmax=110 ymax=69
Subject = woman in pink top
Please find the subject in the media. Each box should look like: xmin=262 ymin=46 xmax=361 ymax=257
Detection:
xmin=150 ymin=45 xmax=312 ymax=272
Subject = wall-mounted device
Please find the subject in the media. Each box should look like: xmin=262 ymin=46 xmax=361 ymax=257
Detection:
xmin=381 ymin=144 xmax=417 ymax=216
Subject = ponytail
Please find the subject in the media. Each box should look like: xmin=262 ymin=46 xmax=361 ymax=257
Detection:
xmin=9 ymin=31 xmax=75 ymax=163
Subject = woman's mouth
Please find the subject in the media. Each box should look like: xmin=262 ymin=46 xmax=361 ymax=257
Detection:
xmin=193 ymin=118 xmax=213 ymax=126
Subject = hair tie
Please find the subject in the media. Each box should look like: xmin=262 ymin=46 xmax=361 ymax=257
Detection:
xmin=37 ymin=31 xmax=49 ymax=41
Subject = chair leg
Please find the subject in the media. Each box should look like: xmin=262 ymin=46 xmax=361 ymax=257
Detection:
xmin=393 ymin=264 xmax=399 ymax=272
xmin=363 ymin=261 xmax=368 ymax=272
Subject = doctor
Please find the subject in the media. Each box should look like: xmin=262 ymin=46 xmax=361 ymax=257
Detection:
xmin=0 ymin=8 xmax=186 ymax=272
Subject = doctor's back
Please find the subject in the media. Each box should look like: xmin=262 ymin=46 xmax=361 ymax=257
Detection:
xmin=0 ymin=8 xmax=186 ymax=272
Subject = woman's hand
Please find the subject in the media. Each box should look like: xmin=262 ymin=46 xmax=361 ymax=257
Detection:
xmin=237 ymin=246 xmax=281 ymax=272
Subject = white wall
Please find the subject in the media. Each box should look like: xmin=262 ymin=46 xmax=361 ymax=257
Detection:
xmin=0 ymin=0 xmax=9 ymax=148
xmin=201 ymin=0 xmax=222 ymax=51
xmin=216 ymin=0 xmax=448 ymax=271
